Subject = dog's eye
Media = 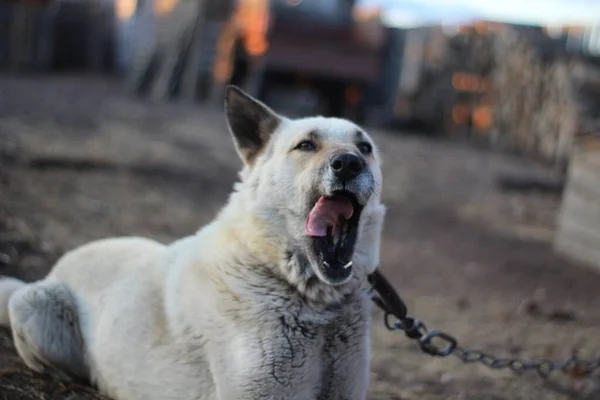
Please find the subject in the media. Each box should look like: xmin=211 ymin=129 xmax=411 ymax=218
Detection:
xmin=295 ymin=140 xmax=317 ymax=151
xmin=357 ymin=142 xmax=372 ymax=155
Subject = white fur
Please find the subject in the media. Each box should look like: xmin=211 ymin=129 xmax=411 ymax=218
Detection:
xmin=0 ymin=88 xmax=386 ymax=400
xmin=0 ymin=277 xmax=25 ymax=326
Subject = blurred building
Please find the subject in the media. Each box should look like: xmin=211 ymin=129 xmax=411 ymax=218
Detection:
xmin=2 ymin=0 xmax=600 ymax=168
xmin=379 ymin=20 xmax=600 ymax=167
xmin=0 ymin=0 xmax=115 ymax=72
xmin=111 ymin=0 xmax=388 ymax=111
xmin=211 ymin=0 xmax=388 ymax=121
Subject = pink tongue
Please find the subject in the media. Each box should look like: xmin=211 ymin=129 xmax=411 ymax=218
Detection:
xmin=305 ymin=196 xmax=354 ymax=237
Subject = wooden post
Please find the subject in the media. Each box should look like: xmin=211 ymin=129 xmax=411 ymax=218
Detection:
xmin=554 ymin=141 xmax=600 ymax=270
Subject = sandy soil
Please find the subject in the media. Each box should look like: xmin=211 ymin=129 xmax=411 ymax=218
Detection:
xmin=1 ymin=75 xmax=600 ymax=400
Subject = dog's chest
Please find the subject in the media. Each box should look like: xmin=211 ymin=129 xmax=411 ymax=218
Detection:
xmin=255 ymin=303 xmax=367 ymax=398
xmin=318 ymin=308 xmax=368 ymax=399
xmin=262 ymin=313 xmax=323 ymax=388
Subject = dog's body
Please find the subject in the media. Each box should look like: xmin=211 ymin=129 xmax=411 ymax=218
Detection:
xmin=0 ymin=87 xmax=385 ymax=400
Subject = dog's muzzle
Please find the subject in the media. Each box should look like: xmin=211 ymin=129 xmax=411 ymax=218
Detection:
xmin=304 ymin=152 xmax=373 ymax=285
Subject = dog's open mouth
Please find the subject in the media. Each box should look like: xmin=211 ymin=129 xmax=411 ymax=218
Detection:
xmin=305 ymin=191 xmax=363 ymax=284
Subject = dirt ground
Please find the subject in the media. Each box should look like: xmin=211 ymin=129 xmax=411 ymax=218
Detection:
xmin=1 ymin=75 xmax=600 ymax=400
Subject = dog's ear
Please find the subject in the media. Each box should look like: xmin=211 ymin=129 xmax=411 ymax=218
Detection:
xmin=225 ymin=85 xmax=281 ymax=166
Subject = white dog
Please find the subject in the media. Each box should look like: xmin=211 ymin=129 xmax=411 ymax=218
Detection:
xmin=0 ymin=86 xmax=386 ymax=400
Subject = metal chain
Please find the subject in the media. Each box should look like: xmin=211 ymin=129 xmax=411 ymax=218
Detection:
xmin=366 ymin=270 xmax=600 ymax=382
xmin=383 ymin=313 xmax=600 ymax=380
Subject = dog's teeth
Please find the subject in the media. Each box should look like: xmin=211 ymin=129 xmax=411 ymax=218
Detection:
xmin=343 ymin=261 xmax=353 ymax=269
xmin=323 ymin=261 xmax=330 ymax=268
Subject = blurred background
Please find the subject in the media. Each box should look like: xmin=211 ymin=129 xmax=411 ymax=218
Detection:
xmin=1 ymin=0 xmax=600 ymax=399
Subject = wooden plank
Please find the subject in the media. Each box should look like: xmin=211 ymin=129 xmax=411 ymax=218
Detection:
xmin=555 ymin=233 xmax=600 ymax=271
xmin=554 ymin=149 xmax=600 ymax=270
xmin=566 ymin=164 xmax=600 ymax=198
xmin=556 ymin=219 xmax=600 ymax=248
xmin=569 ymin=151 xmax=600 ymax=181
xmin=555 ymin=220 xmax=600 ymax=246
xmin=563 ymin=178 xmax=600 ymax=207
xmin=557 ymin=192 xmax=600 ymax=229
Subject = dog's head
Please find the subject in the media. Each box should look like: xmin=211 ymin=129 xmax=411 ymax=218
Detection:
xmin=225 ymin=86 xmax=385 ymax=288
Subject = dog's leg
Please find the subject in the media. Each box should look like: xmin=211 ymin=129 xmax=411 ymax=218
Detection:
xmin=318 ymin=299 xmax=372 ymax=400
xmin=8 ymin=279 xmax=89 ymax=383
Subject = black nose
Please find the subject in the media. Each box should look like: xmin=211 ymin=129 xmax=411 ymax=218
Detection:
xmin=329 ymin=153 xmax=365 ymax=181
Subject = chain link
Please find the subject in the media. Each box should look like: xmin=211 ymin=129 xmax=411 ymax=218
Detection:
xmin=381 ymin=311 xmax=600 ymax=380
xmin=366 ymin=269 xmax=600 ymax=383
